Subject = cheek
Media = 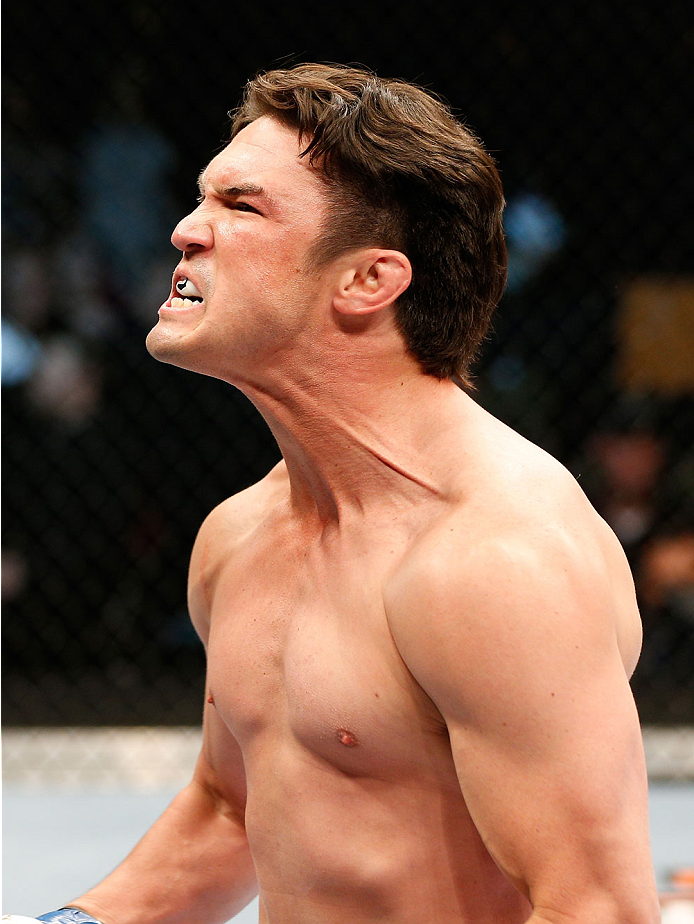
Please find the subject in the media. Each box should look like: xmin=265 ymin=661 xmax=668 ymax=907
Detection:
xmin=211 ymin=222 xmax=321 ymax=313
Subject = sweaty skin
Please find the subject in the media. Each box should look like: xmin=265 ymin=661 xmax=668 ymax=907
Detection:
xmin=71 ymin=116 xmax=658 ymax=924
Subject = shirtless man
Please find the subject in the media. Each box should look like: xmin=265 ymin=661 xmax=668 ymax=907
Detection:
xmin=27 ymin=64 xmax=659 ymax=924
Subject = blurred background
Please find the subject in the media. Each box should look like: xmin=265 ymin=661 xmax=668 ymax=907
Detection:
xmin=2 ymin=0 xmax=694 ymax=913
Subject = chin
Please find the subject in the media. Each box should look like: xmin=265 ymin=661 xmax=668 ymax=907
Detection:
xmin=145 ymin=322 xmax=237 ymax=383
xmin=145 ymin=322 xmax=203 ymax=370
xmin=146 ymin=323 xmax=179 ymax=363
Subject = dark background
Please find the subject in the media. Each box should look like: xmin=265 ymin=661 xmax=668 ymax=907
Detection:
xmin=3 ymin=0 xmax=693 ymax=725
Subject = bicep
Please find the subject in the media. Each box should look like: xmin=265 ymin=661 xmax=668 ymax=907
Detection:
xmin=390 ymin=538 xmax=655 ymax=913
xmin=445 ymin=641 xmax=648 ymax=906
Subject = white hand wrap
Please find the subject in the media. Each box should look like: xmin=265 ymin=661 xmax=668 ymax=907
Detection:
xmin=3 ymin=910 xmax=103 ymax=924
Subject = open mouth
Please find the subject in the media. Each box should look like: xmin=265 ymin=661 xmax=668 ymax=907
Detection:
xmin=167 ymin=276 xmax=204 ymax=308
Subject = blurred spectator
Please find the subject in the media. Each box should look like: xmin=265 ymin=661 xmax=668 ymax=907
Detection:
xmin=640 ymin=527 xmax=694 ymax=625
xmin=579 ymin=396 xmax=694 ymax=720
xmin=1 ymin=548 xmax=29 ymax=605
xmin=579 ymin=395 xmax=668 ymax=565
xmin=1 ymin=249 xmax=53 ymax=332
xmin=2 ymin=81 xmax=73 ymax=246
xmin=77 ymin=60 xmax=178 ymax=328
xmin=589 ymin=426 xmax=664 ymax=551
xmin=635 ymin=519 xmax=694 ymax=720
xmin=1 ymin=318 xmax=42 ymax=387
xmin=504 ymin=191 xmax=566 ymax=294
xmin=25 ymin=335 xmax=102 ymax=429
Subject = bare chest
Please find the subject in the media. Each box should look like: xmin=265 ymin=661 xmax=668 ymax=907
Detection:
xmin=205 ymin=528 xmax=444 ymax=777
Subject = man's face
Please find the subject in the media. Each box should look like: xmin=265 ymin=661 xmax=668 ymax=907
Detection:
xmin=146 ymin=116 xmax=332 ymax=382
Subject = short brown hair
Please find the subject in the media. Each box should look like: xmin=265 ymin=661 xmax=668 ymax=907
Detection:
xmin=230 ymin=63 xmax=506 ymax=383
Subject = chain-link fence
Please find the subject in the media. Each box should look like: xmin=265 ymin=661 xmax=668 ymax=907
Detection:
xmin=3 ymin=1 xmax=693 ymax=743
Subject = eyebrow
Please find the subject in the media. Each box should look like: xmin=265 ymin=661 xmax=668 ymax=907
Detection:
xmin=196 ymin=171 xmax=272 ymax=205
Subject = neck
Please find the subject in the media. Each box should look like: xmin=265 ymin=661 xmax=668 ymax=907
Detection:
xmin=234 ymin=350 xmax=471 ymax=524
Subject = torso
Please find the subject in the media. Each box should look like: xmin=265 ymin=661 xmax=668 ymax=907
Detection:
xmin=194 ymin=405 xmax=642 ymax=923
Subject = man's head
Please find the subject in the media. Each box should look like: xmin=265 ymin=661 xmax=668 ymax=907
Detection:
xmin=230 ymin=63 xmax=507 ymax=385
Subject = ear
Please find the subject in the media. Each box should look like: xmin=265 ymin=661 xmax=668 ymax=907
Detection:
xmin=332 ymin=250 xmax=412 ymax=316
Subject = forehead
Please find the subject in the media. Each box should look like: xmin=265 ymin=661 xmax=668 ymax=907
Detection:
xmin=200 ymin=116 xmax=326 ymax=208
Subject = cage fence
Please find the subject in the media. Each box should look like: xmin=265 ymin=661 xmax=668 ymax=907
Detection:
xmin=2 ymin=0 xmax=693 ymax=779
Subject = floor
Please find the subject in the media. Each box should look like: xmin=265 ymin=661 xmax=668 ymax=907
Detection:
xmin=3 ymin=782 xmax=693 ymax=920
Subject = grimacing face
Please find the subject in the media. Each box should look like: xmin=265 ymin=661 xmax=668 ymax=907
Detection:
xmin=146 ymin=116 xmax=335 ymax=384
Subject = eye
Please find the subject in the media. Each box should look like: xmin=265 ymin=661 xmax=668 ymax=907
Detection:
xmin=231 ymin=201 xmax=259 ymax=213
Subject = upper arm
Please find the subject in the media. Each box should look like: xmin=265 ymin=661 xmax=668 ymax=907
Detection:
xmin=388 ymin=524 xmax=658 ymax=921
xmin=187 ymin=501 xmax=250 ymax=819
xmin=192 ymin=689 xmax=249 ymax=825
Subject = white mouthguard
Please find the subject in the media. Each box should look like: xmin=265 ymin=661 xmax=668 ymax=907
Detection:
xmin=175 ymin=277 xmax=203 ymax=298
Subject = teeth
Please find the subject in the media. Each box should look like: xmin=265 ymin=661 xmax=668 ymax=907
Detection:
xmin=170 ymin=297 xmax=200 ymax=308
xmin=175 ymin=277 xmax=203 ymax=298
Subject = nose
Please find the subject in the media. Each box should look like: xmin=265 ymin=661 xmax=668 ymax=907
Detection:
xmin=171 ymin=207 xmax=213 ymax=253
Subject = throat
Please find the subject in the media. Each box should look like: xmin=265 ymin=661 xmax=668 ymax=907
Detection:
xmin=242 ymin=370 xmax=467 ymax=521
xmin=281 ymin=430 xmax=443 ymax=525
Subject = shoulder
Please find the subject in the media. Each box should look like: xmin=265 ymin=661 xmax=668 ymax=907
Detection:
xmin=194 ymin=460 xmax=289 ymax=547
xmin=410 ymin=422 xmax=623 ymax=595
xmin=385 ymin=430 xmax=639 ymax=700
xmin=188 ymin=461 xmax=289 ymax=642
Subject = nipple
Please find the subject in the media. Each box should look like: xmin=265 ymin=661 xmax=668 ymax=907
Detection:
xmin=336 ymin=728 xmax=359 ymax=747
xmin=207 ymin=692 xmax=215 ymax=706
